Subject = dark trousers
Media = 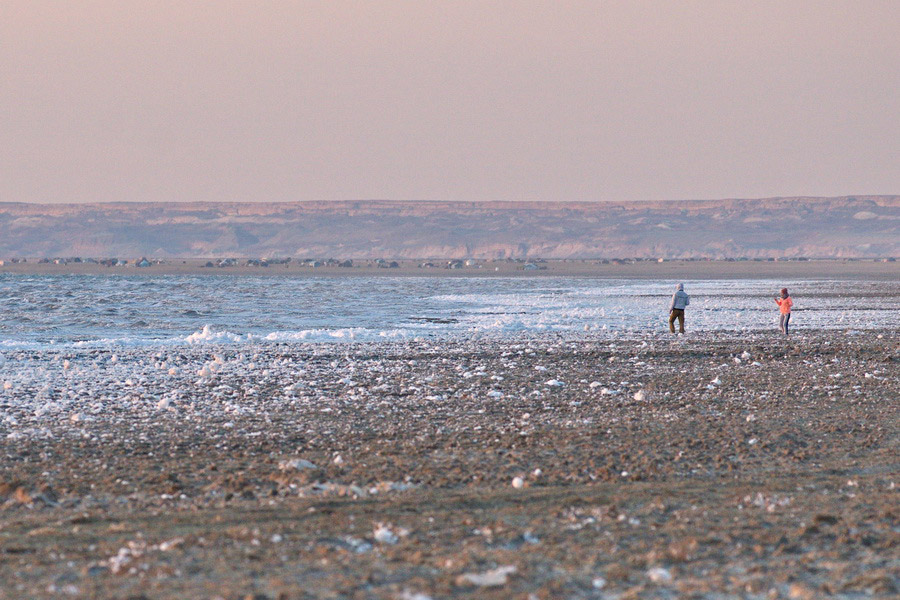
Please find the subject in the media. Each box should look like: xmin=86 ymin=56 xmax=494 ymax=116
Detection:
xmin=669 ymin=309 xmax=685 ymax=333
xmin=779 ymin=312 xmax=791 ymax=335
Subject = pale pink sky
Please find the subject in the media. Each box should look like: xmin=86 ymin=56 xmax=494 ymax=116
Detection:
xmin=2 ymin=1 xmax=898 ymax=203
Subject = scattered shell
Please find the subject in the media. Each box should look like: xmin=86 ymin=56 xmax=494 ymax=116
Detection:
xmin=279 ymin=458 xmax=319 ymax=471
xmin=456 ymin=565 xmax=517 ymax=587
xmin=373 ymin=524 xmax=399 ymax=545
xmin=647 ymin=567 xmax=673 ymax=583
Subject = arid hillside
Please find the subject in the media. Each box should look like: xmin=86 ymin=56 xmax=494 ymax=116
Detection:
xmin=1 ymin=196 xmax=896 ymax=259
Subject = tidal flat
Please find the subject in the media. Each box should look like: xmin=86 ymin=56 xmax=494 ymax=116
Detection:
xmin=0 ymin=330 xmax=897 ymax=599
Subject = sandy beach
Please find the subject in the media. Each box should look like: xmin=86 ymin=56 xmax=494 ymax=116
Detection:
xmin=1 ymin=327 xmax=897 ymax=599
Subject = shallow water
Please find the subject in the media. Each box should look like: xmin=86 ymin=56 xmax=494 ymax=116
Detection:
xmin=0 ymin=275 xmax=896 ymax=348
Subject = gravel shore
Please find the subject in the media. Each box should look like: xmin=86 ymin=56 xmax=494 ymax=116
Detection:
xmin=1 ymin=330 xmax=897 ymax=599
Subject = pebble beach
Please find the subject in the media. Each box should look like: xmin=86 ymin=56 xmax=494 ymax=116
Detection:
xmin=5 ymin=2 xmax=899 ymax=597
xmin=1 ymin=325 xmax=897 ymax=599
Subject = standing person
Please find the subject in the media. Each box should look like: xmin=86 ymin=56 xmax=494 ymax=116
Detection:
xmin=669 ymin=283 xmax=690 ymax=334
xmin=775 ymin=287 xmax=793 ymax=335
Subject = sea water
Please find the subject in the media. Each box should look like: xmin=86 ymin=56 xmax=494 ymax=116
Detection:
xmin=0 ymin=275 xmax=896 ymax=349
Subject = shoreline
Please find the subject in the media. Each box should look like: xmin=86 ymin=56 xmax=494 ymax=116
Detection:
xmin=0 ymin=258 xmax=898 ymax=279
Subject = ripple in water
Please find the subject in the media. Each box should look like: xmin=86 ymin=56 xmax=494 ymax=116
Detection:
xmin=0 ymin=274 xmax=895 ymax=348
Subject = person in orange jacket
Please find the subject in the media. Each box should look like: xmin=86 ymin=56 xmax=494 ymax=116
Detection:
xmin=774 ymin=287 xmax=793 ymax=335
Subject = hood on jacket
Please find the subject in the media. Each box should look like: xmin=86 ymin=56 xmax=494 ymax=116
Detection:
xmin=676 ymin=283 xmax=684 ymax=291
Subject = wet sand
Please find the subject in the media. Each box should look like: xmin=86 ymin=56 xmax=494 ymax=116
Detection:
xmin=1 ymin=329 xmax=897 ymax=599
xmin=0 ymin=259 xmax=898 ymax=280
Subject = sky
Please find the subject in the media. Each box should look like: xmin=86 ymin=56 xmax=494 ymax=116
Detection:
xmin=2 ymin=1 xmax=898 ymax=204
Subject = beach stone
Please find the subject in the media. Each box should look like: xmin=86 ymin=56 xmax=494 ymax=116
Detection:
xmin=84 ymin=565 xmax=109 ymax=577
xmin=788 ymin=583 xmax=815 ymax=599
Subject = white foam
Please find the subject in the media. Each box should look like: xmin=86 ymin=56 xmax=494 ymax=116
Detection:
xmin=0 ymin=277 xmax=896 ymax=350
xmin=185 ymin=325 xmax=247 ymax=344
xmin=263 ymin=328 xmax=413 ymax=342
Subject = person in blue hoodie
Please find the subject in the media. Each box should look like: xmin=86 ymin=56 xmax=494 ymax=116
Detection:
xmin=668 ymin=283 xmax=690 ymax=333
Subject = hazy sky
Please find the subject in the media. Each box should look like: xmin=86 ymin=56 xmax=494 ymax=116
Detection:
xmin=2 ymin=1 xmax=898 ymax=203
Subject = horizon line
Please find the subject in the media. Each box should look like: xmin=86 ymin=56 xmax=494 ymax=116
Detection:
xmin=1 ymin=194 xmax=897 ymax=207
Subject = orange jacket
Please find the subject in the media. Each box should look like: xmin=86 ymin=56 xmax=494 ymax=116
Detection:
xmin=775 ymin=296 xmax=793 ymax=314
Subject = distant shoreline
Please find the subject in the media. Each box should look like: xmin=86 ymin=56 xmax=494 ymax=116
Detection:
xmin=0 ymin=259 xmax=897 ymax=280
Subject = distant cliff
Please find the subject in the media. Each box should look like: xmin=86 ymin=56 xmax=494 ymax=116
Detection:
xmin=0 ymin=196 xmax=896 ymax=259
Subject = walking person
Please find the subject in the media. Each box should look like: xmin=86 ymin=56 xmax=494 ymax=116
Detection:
xmin=668 ymin=283 xmax=690 ymax=334
xmin=775 ymin=287 xmax=793 ymax=335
